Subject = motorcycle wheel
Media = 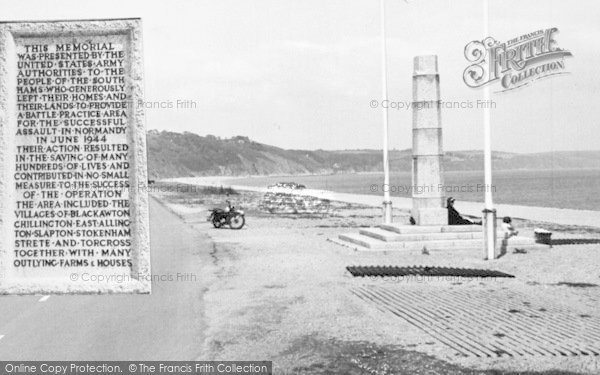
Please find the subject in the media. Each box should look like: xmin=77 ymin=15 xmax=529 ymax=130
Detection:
xmin=212 ymin=218 xmax=223 ymax=228
xmin=229 ymin=214 xmax=245 ymax=229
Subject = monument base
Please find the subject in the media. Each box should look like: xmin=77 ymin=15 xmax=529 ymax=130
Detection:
xmin=335 ymin=223 xmax=548 ymax=253
xmin=411 ymin=207 xmax=448 ymax=226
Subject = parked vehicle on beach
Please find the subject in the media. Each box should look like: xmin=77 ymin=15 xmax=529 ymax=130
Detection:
xmin=208 ymin=201 xmax=246 ymax=229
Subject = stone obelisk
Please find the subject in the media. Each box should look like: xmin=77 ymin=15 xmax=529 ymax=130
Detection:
xmin=411 ymin=55 xmax=447 ymax=225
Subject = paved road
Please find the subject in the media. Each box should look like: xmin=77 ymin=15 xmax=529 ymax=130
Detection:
xmin=0 ymin=198 xmax=208 ymax=360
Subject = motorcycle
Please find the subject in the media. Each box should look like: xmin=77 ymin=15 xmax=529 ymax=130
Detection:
xmin=208 ymin=201 xmax=246 ymax=229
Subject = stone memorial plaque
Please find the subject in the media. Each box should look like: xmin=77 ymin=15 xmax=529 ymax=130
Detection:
xmin=0 ymin=19 xmax=150 ymax=294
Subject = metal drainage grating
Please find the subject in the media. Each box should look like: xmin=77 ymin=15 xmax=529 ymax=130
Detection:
xmin=347 ymin=265 xmax=514 ymax=278
xmin=351 ymin=284 xmax=600 ymax=357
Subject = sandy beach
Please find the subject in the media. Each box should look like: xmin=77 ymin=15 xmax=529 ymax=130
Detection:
xmin=167 ymin=176 xmax=600 ymax=229
xmin=150 ymin=180 xmax=600 ymax=374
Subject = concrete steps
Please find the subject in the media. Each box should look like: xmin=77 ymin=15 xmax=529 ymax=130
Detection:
xmin=359 ymin=227 xmax=483 ymax=242
xmin=379 ymin=223 xmax=482 ymax=234
xmin=337 ymin=224 xmax=548 ymax=252
xmin=338 ymin=233 xmax=401 ymax=251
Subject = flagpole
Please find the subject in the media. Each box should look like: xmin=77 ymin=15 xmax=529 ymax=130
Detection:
xmin=380 ymin=0 xmax=393 ymax=223
xmin=483 ymin=0 xmax=496 ymax=259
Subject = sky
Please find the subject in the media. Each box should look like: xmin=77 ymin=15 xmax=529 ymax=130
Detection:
xmin=3 ymin=0 xmax=599 ymax=153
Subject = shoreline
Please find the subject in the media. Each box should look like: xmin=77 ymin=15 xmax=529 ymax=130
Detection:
xmin=162 ymin=166 xmax=600 ymax=180
xmin=165 ymin=176 xmax=600 ymax=228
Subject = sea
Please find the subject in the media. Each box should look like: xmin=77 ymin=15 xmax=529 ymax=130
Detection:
xmin=231 ymin=169 xmax=600 ymax=211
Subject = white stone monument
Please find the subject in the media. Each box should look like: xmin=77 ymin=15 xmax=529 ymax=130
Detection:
xmin=0 ymin=19 xmax=150 ymax=294
xmin=336 ymin=55 xmax=548 ymax=253
xmin=411 ymin=55 xmax=447 ymax=226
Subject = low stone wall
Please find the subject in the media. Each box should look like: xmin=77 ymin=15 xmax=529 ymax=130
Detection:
xmin=259 ymin=192 xmax=333 ymax=215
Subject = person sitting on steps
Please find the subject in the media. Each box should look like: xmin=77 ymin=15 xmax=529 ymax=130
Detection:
xmin=447 ymin=197 xmax=481 ymax=225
